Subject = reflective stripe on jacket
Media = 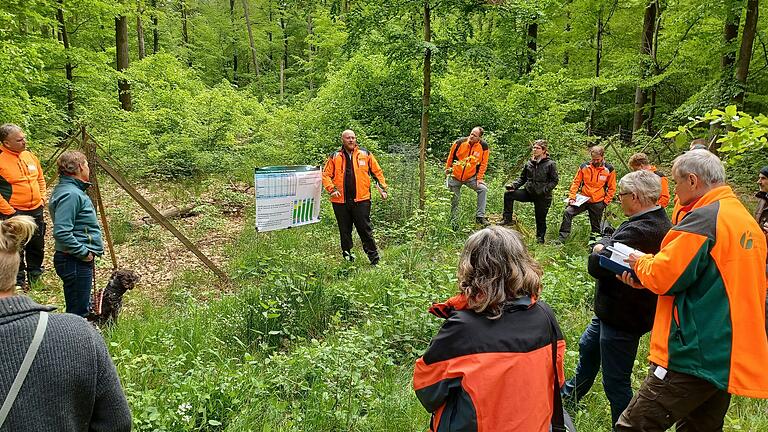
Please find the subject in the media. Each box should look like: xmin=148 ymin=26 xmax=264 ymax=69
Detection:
xmin=322 ymin=146 xmax=387 ymax=204
xmin=568 ymin=162 xmax=616 ymax=204
xmin=413 ymin=299 xmax=565 ymax=431
xmin=0 ymin=148 xmax=45 ymax=215
xmin=633 ymin=186 xmax=768 ymax=397
xmin=445 ymin=138 xmax=489 ymax=182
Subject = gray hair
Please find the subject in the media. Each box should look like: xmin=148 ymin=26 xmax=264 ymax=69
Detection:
xmin=671 ymin=149 xmax=725 ymax=186
xmin=457 ymin=226 xmax=542 ymax=320
xmin=619 ymin=170 xmax=661 ymax=206
xmin=0 ymin=124 xmax=22 ymax=142
xmin=57 ymin=150 xmax=87 ymax=176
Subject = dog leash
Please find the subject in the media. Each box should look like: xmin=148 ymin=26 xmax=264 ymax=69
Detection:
xmin=0 ymin=312 xmax=48 ymax=428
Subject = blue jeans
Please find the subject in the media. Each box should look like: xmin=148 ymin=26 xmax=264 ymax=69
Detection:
xmin=53 ymin=251 xmax=93 ymax=317
xmin=562 ymin=316 xmax=642 ymax=427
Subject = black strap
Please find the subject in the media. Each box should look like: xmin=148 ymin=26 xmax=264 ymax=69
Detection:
xmin=537 ymin=303 xmax=566 ymax=432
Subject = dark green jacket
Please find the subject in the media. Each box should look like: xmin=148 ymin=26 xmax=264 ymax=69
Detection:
xmin=49 ymin=176 xmax=104 ymax=259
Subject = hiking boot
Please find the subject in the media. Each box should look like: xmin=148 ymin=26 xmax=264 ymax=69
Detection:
xmin=475 ymin=217 xmax=490 ymax=226
xmin=342 ymin=250 xmax=356 ymax=262
xmin=499 ymin=215 xmax=518 ymax=226
xmin=537 ymin=236 xmax=545 ymax=244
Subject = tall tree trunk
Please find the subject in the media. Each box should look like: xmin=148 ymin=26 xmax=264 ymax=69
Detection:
xmin=632 ymin=0 xmax=658 ymax=135
xmin=242 ymin=0 xmax=260 ymax=76
xmin=525 ymin=15 xmax=538 ymax=74
xmin=280 ymin=2 xmax=288 ymax=97
xmin=588 ymin=14 xmax=603 ymax=136
xmin=563 ymin=0 xmax=572 ymax=66
xmin=181 ymin=0 xmax=191 ymax=66
xmin=268 ymin=0 xmax=273 ymax=62
xmin=137 ymin=2 xmax=146 ymax=60
xmin=230 ymin=0 xmax=238 ymax=83
xmin=307 ymin=12 xmax=314 ymax=90
xmin=418 ymin=0 xmax=431 ymax=210
xmin=115 ymin=15 xmax=132 ymax=111
xmin=721 ymin=1 xmax=742 ymax=71
xmin=56 ymin=1 xmax=75 ymax=123
xmin=152 ymin=0 xmax=159 ymax=53
xmin=732 ymin=0 xmax=759 ymax=106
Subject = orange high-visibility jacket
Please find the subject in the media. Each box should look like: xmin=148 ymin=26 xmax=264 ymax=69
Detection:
xmin=445 ymin=138 xmax=489 ymax=182
xmin=322 ymin=146 xmax=387 ymax=204
xmin=414 ymin=299 xmax=565 ymax=432
xmin=633 ymin=186 xmax=768 ymax=397
xmin=568 ymin=162 xmax=616 ymax=204
xmin=647 ymin=165 xmax=670 ymax=207
xmin=0 ymin=148 xmax=46 ymax=215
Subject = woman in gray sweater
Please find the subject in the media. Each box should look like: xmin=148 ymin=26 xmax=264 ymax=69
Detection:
xmin=0 ymin=216 xmax=131 ymax=431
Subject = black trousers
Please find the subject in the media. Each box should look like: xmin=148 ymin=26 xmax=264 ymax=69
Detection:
xmin=332 ymin=200 xmax=379 ymax=262
xmin=13 ymin=206 xmax=46 ymax=285
xmin=502 ymin=189 xmax=552 ymax=239
xmin=558 ymin=201 xmax=606 ymax=240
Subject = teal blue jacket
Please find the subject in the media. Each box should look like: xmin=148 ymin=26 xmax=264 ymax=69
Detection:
xmin=49 ymin=176 xmax=104 ymax=259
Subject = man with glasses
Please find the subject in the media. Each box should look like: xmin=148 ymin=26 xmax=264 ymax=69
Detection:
xmin=562 ymin=170 xmax=671 ymax=430
xmin=618 ymin=150 xmax=768 ymax=431
xmin=557 ymin=145 xmax=616 ymax=242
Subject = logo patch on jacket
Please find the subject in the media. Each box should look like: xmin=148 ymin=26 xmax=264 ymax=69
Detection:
xmin=358 ymin=159 xmax=367 ymax=166
xmin=28 ymin=164 xmax=36 ymax=172
xmin=740 ymin=231 xmax=754 ymax=250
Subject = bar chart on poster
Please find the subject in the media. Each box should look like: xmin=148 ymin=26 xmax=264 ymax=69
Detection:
xmin=254 ymin=166 xmax=322 ymax=232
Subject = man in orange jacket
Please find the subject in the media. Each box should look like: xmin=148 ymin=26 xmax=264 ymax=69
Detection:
xmin=558 ymin=145 xmax=616 ymax=242
xmin=322 ymin=130 xmax=387 ymax=265
xmin=0 ymin=124 xmax=46 ymax=289
xmin=444 ymin=127 xmax=489 ymax=225
xmin=628 ymin=152 xmax=670 ymax=207
xmin=618 ymin=150 xmax=768 ymax=431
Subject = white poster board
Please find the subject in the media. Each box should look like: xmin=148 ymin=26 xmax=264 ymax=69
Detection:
xmin=254 ymin=165 xmax=322 ymax=232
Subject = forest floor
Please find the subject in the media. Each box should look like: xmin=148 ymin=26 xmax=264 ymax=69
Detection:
xmin=26 ymin=171 xmax=768 ymax=432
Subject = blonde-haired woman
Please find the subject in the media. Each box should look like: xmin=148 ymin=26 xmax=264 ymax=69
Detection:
xmin=414 ymin=226 xmax=570 ymax=431
xmin=0 ymin=216 xmax=130 ymax=431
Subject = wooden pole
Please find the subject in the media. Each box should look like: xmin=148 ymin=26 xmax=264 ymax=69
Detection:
xmin=82 ymin=128 xmax=118 ymax=269
xmin=94 ymin=154 xmax=228 ymax=281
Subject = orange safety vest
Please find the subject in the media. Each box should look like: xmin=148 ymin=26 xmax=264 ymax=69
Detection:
xmin=445 ymin=138 xmax=489 ymax=182
xmin=0 ymin=148 xmax=46 ymax=215
xmin=322 ymin=146 xmax=387 ymax=204
xmin=568 ymin=162 xmax=616 ymax=204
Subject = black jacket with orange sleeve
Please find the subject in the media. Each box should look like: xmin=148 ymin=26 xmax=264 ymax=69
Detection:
xmin=413 ymin=297 xmax=565 ymax=432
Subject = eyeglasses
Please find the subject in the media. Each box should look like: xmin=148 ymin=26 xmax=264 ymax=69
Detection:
xmin=618 ymin=191 xmax=634 ymax=198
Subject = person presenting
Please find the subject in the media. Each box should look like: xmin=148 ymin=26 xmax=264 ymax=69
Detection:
xmin=628 ymin=152 xmax=670 ymax=207
xmin=0 ymin=124 xmax=46 ymax=290
xmin=562 ymin=170 xmax=671 ymax=429
xmin=445 ymin=127 xmax=490 ymax=225
xmin=322 ymin=130 xmax=387 ymax=265
xmin=414 ymin=226 xmax=569 ymax=432
xmin=49 ymin=151 xmax=104 ymax=317
xmin=0 ymin=215 xmax=131 ymax=431
xmin=500 ymin=139 xmax=559 ymax=243
xmin=558 ymin=145 xmax=616 ymax=242
xmin=617 ymin=150 xmax=768 ymax=431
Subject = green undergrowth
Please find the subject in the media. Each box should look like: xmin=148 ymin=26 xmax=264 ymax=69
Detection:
xmin=103 ymin=165 xmax=768 ymax=431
